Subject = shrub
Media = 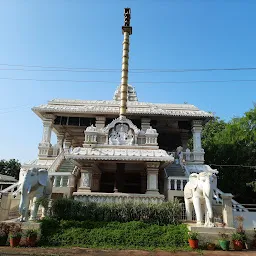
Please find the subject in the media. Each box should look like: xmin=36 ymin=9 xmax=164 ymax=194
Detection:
xmin=25 ymin=229 xmax=38 ymax=238
xmin=50 ymin=198 xmax=182 ymax=225
xmin=40 ymin=219 xmax=189 ymax=249
xmin=39 ymin=217 xmax=60 ymax=244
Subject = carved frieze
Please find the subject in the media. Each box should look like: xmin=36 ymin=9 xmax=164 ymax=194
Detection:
xmin=68 ymin=147 xmax=173 ymax=162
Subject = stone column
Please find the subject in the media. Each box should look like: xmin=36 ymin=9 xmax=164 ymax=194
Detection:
xmin=56 ymin=132 xmax=65 ymax=153
xmin=95 ymin=116 xmax=106 ymax=130
xmin=78 ymin=165 xmax=93 ymax=192
xmin=146 ymin=162 xmax=160 ymax=195
xmin=64 ymin=135 xmax=72 ymax=153
xmin=141 ymin=118 xmax=151 ymax=132
xmin=38 ymin=115 xmax=55 ymax=158
xmin=91 ymin=164 xmax=102 ymax=192
xmin=222 ymin=193 xmax=234 ymax=227
xmin=191 ymin=120 xmax=204 ymax=162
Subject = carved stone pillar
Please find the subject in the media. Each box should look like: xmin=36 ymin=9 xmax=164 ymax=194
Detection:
xmin=222 ymin=193 xmax=234 ymax=227
xmin=38 ymin=115 xmax=55 ymax=158
xmin=191 ymin=120 xmax=204 ymax=162
xmin=64 ymin=135 xmax=72 ymax=153
xmin=95 ymin=116 xmax=106 ymax=130
xmin=141 ymin=118 xmax=151 ymax=132
xmin=146 ymin=162 xmax=160 ymax=195
xmin=192 ymin=120 xmax=202 ymax=151
xmin=57 ymin=132 xmax=65 ymax=153
xmin=78 ymin=165 xmax=93 ymax=192
xmin=91 ymin=164 xmax=102 ymax=192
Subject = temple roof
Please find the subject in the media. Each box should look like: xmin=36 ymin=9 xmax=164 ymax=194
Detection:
xmin=33 ymin=99 xmax=213 ymax=119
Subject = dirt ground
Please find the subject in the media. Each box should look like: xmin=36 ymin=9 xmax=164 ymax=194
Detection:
xmin=0 ymin=247 xmax=256 ymax=256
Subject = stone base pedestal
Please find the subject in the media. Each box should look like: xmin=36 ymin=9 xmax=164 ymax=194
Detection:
xmin=146 ymin=190 xmax=160 ymax=195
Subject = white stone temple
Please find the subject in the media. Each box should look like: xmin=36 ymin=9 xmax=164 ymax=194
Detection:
xmin=27 ymin=85 xmax=212 ymax=204
xmin=1 ymin=8 xmax=253 ymax=231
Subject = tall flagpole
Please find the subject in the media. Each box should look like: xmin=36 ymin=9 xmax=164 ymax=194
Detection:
xmin=119 ymin=8 xmax=132 ymax=117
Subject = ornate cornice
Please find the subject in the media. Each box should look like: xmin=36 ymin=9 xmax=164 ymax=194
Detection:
xmin=66 ymin=147 xmax=174 ymax=162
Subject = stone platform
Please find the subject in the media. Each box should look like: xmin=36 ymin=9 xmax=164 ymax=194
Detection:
xmin=2 ymin=218 xmax=41 ymax=231
xmin=188 ymin=224 xmax=236 ymax=245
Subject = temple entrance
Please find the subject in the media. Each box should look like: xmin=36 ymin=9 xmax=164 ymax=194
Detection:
xmin=99 ymin=163 xmax=143 ymax=194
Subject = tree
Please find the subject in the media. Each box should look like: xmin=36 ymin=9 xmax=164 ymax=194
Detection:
xmin=0 ymin=159 xmax=21 ymax=180
xmin=202 ymin=107 xmax=256 ymax=203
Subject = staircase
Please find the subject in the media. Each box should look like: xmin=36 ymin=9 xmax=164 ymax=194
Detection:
xmin=58 ymin=159 xmax=75 ymax=173
xmin=165 ymin=163 xmax=186 ymax=177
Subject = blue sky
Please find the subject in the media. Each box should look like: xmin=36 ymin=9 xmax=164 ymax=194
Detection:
xmin=0 ymin=1 xmax=255 ymax=163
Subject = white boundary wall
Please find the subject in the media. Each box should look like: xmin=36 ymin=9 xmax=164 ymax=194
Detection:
xmin=234 ymin=211 xmax=256 ymax=230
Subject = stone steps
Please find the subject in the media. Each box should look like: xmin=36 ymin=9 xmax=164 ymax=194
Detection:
xmin=165 ymin=163 xmax=185 ymax=177
xmin=58 ymin=159 xmax=75 ymax=172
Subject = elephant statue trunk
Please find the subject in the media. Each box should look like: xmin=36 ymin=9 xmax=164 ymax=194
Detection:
xmin=18 ymin=168 xmax=53 ymax=222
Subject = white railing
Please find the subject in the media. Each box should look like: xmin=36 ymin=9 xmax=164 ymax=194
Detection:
xmin=48 ymin=150 xmax=65 ymax=173
xmin=168 ymin=177 xmax=188 ymax=191
xmin=49 ymin=172 xmax=71 ymax=188
xmin=0 ymin=182 xmax=20 ymax=198
xmin=74 ymin=192 xmax=165 ymax=204
xmin=214 ymin=188 xmax=248 ymax=212
xmin=168 ymin=150 xmax=204 ymax=163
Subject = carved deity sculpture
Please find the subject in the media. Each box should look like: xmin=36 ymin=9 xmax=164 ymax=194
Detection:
xmin=184 ymin=171 xmax=218 ymax=227
xmin=81 ymin=173 xmax=90 ymax=187
xmin=109 ymin=123 xmax=134 ymax=145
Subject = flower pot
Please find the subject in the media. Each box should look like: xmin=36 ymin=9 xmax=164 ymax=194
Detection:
xmin=233 ymin=240 xmax=243 ymax=251
xmin=10 ymin=237 xmax=21 ymax=247
xmin=26 ymin=235 xmax=37 ymax=247
xmin=0 ymin=235 xmax=8 ymax=246
xmin=188 ymin=239 xmax=199 ymax=249
xmin=207 ymin=243 xmax=215 ymax=250
xmin=219 ymin=240 xmax=230 ymax=251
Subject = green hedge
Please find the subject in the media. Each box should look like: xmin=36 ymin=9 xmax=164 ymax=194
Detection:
xmin=40 ymin=219 xmax=189 ymax=249
xmin=50 ymin=198 xmax=182 ymax=225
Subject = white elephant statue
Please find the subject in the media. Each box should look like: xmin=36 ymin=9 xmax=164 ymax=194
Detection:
xmin=184 ymin=171 xmax=218 ymax=227
xmin=18 ymin=168 xmax=53 ymax=222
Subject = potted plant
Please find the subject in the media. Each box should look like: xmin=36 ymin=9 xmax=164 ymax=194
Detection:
xmin=188 ymin=231 xmax=199 ymax=249
xmin=25 ymin=229 xmax=38 ymax=247
xmin=9 ymin=223 xmax=22 ymax=247
xmin=218 ymin=232 xmax=230 ymax=251
xmin=206 ymin=242 xmax=215 ymax=250
xmin=9 ymin=231 xmax=22 ymax=247
xmin=0 ymin=223 xmax=9 ymax=246
xmin=232 ymin=232 xmax=244 ymax=251
xmin=235 ymin=215 xmax=247 ymax=249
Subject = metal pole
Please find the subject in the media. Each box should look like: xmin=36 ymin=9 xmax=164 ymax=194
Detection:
xmin=120 ymin=8 xmax=132 ymax=117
